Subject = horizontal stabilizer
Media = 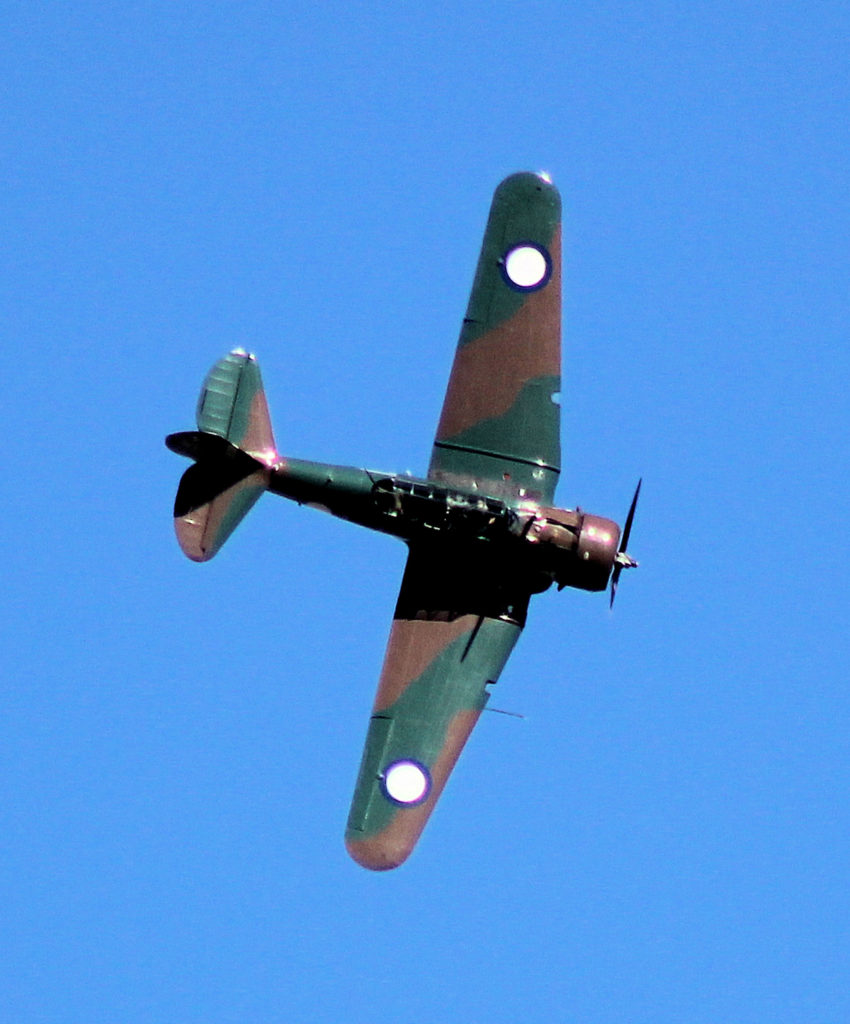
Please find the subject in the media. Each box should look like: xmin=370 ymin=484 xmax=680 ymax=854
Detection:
xmin=166 ymin=350 xmax=278 ymax=562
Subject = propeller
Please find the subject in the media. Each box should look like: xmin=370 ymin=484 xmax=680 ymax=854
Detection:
xmin=609 ymin=478 xmax=641 ymax=608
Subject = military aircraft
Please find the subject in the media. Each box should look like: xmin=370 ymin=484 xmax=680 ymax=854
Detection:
xmin=166 ymin=172 xmax=640 ymax=870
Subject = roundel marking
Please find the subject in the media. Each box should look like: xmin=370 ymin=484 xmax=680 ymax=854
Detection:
xmin=381 ymin=759 xmax=432 ymax=806
xmin=501 ymin=243 xmax=551 ymax=291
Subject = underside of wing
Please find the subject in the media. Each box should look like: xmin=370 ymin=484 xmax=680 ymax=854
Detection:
xmin=429 ymin=172 xmax=562 ymax=505
xmin=345 ymin=543 xmax=528 ymax=870
xmin=169 ymin=435 xmax=269 ymax=562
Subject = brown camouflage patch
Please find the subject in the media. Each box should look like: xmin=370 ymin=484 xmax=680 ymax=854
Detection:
xmin=242 ymin=388 xmax=278 ymax=465
xmin=371 ymin=615 xmax=478 ymax=712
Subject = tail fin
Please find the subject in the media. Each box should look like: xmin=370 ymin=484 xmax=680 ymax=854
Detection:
xmin=165 ymin=350 xmax=279 ymax=562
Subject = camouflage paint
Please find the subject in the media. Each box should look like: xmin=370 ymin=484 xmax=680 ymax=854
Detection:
xmin=166 ymin=175 xmax=638 ymax=870
xmin=344 ymin=174 xmax=561 ymax=867
xmin=345 ymin=612 xmax=520 ymax=870
xmin=174 ymin=470 xmax=268 ymax=562
xmin=429 ymin=172 xmax=561 ymax=504
xmin=172 ymin=350 xmax=278 ymax=561
xmin=196 ymin=349 xmax=278 ymax=464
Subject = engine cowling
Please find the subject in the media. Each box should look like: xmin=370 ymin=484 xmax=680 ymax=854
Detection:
xmin=525 ymin=507 xmax=621 ymax=592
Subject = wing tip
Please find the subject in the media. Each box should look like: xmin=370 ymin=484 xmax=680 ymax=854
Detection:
xmin=174 ymin=513 xmax=216 ymax=562
xmin=497 ymin=169 xmax=560 ymax=198
xmin=345 ymin=832 xmax=415 ymax=871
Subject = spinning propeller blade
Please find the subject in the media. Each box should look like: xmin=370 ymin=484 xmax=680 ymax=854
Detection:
xmin=610 ymin=478 xmax=642 ymax=608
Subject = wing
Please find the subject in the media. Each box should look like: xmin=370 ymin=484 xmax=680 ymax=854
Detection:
xmin=428 ymin=172 xmax=561 ymax=504
xmin=345 ymin=543 xmax=529 ymax=870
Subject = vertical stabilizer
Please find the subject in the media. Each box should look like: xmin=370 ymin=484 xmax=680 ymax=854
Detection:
xmin=196 ymin=349 xmax=278 ymax=463
xmin=166 ymin=350 xmax=278 ymax=562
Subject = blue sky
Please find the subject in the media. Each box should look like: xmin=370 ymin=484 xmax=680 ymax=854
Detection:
xmin=3 ymin=3 xmax=849 ymax=1021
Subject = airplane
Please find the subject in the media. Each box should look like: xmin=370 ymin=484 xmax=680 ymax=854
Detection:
xmin=165 ymin=172 xmax=640 ymax=871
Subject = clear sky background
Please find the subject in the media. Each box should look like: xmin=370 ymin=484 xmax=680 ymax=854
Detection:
xmin=3 ymin=3 xmax=849 ymax=1022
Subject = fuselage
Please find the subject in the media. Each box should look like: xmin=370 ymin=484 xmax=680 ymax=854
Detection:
xmin=267 ymin=456 xmax=621 ymax=598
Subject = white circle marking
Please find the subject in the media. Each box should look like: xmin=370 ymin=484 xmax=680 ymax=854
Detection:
xmin=384 ymin=761 xmax=430 ymax=804
xmin=504 ymin=245 xmax=548 ymax=288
